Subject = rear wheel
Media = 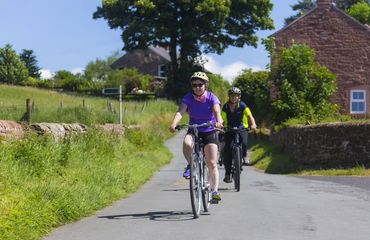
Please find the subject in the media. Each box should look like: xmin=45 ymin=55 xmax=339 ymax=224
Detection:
xmin=202 ymin=160 xmax=211 ymax=212
xmin=232 ymin=147 xmax=241 ymax=192
xmin=189 ymin=155 xmax=201 ymax=218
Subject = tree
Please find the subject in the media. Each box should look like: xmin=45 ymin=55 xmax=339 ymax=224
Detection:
xmin=233 ymin=70 xmax=271 ymax=125
xmin=53 ymin=70 xmax=80 ymax=91
xmin=0 ymin=44 xmax=29 ymax=84
xmin=347 ymin=1 xmax=370 ymax=24
xmin=284 ymin=0 xmax=370 ymax=25
xmin=271 ymin=44 xmax=338 ymax=124
xmin=93 ymin=0 xmax=274 ymax=98
xmin=284 ymin=0 xmax=316 ymax=25
xmin=19 ymin=49 xmax=41 ymax=78
xmin=84 ymin=50 xmax=122 ymax=82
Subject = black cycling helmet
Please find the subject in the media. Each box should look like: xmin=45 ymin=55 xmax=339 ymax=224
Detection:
xmin=228 ymin=87 xmax=241 ymax=95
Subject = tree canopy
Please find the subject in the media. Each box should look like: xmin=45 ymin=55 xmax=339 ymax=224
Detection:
xmin=271 ymin=44 xmax=338 ymax=124
xmin=93 ymin=0 xmax=274 ymax=98
xmin=285 ymin=0 xmax=370 ymax=25
xmin=0 ymin=44 xmax=29 ymax=84
xmin=19 ymin=49 xmax=41 ymax=79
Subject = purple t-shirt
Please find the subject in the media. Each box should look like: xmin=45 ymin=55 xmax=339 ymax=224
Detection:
xmin=182 ymin=91 xmax=221 ymax=132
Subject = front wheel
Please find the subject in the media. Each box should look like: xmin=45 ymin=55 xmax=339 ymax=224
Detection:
xmin=189 ymin=155 xmax=201 ymax=218
xmin=232 ymin=146 xmax=241 ymax=192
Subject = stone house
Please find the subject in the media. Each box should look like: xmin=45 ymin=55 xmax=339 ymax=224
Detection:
xmin=271 ymin=0 xmax=370 ymax=116
xmin=111 ymin=45 xmax=170 ymax=82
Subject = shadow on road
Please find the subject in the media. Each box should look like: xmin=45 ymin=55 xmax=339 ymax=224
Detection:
xmin=98 ymin=210 xmax=196 ymax=221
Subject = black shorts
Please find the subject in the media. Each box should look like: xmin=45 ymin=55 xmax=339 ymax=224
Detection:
xmin=187 ymin=130 xmax=219 ymax=146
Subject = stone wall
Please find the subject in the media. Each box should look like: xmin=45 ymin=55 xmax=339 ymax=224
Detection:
xmin=0 ymin=120 xmax=125 ymax=142
xmin=270 ymin=122 xmax=370 ymax=166
xmin=273 ymin=0 xmax=370 ymax=115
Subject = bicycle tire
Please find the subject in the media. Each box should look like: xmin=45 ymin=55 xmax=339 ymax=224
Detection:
xmin=201 ymin=160 xmax=211 ymax=212
xmin=189 ymin=154 xmax=201 ymax=218
xmin=232 ymin=146 xmax=241 ymax=192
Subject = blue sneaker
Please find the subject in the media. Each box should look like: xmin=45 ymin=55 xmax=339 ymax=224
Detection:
xmin=183 ymin=164 xmax=190 ymax=179
xmin=211 ymin=191 xmax=221 ymax=202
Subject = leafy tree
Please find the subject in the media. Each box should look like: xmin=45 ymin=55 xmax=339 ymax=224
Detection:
xmin=54 ymin=70 xmax=81 ymax=91
xmin=106 ymin=68 xmax=152 ymax=94
xmin=93 ymin=0 xmax=274 ymax=99
xmin=347 ymin=1 xmax=370 ymax=24
xmin=208 ymin=74 xmax=230 ymax=105
xmin=284 ymin=0 xmax=316 ymax=25
xmin=84 ymin=50 xmax=122 ymax=82
xmin=336 ymin=0 xmax=369 ymax=9
xmin=19 ymin=49 xmax=41 ymax=78
xmin=271 ymin=44 xmax=338 ymax=124
xmin=233 ymin=70 xmax=271 ymax=125
xmin=284 ymin=0 xmax=370 ymax=25
xmin=0 ymin=44 xmax=29 ymax=84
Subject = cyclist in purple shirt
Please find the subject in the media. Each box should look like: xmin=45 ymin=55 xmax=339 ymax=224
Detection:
xmin=169 ymin=71 xmax=224 ymax=202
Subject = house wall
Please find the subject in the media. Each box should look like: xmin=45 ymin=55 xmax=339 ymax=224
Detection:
xmin=273 ymin=3 xmax=370 ymax=116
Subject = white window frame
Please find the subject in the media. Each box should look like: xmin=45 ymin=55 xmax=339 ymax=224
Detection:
xmin=158 ymin=64 xmax=166 ymax=78
xmin=350 ymin=90 xmax=366 ymax=114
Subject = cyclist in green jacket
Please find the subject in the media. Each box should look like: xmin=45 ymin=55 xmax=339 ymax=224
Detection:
xmin=221 ymin=87 xmax=257 ymax=183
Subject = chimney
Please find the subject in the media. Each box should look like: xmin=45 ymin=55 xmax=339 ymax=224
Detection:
xmin=316 ymin=0 xmax=333 ymax=8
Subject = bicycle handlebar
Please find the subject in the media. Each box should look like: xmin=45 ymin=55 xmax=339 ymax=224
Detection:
xmin=175 ymin=122 xmax=224 ymax=133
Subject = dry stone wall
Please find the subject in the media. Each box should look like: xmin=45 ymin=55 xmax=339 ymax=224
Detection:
xmin=0 ymin=120 xmax=125 ymax=142
xmin=270 ymin=122 xmax=370 ymax=166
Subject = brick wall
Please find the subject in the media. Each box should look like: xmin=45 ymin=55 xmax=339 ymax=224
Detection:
xmin=273 ymin=1 xmax=370 ymax=115
xmin=270 ymin=122 xmax=370 ymax=166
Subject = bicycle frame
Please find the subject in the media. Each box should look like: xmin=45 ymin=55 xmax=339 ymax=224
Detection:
xmin=176 ymin=122 xmax=213 ymax=218
xmin=226 ymin=127 xmax=247 ymax=192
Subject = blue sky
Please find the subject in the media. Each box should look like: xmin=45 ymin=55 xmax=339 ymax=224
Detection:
xmin=0 ymin=0 xmax=297 ymax=81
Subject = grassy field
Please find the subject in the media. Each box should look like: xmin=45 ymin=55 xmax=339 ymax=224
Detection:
xmin=0 ymin=84 xmax=178 ymax=240
xmin=0 ymin=84 xmax=166 ymax=125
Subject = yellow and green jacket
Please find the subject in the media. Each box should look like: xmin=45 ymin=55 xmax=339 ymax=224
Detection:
xmin=221 ymin=101 xmax=251 ymax=128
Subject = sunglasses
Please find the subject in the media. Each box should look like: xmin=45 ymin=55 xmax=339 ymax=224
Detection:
xmin=191 ymin=83 xmax=204 ymax=88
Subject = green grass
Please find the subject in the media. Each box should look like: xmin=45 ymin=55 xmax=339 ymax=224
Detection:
xmin=0 ymin=84 xmax=179 ymax=239
xmin=0 ymin=84 xmax=173 ymax=125
xmin=249 ymin=137 xmax=370 ymax=176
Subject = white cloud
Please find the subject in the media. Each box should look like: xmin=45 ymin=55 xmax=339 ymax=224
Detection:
xmin=71 ymin=67 xmax=84 ymax=75
xmin=39 ymin=69 xmax=54 ymax=80
xmin=204 ymin=55 xmax=264 ymax=82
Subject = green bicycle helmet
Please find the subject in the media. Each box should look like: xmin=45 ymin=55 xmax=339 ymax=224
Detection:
xmin=190 ymin=71 xmax=209 ymax=83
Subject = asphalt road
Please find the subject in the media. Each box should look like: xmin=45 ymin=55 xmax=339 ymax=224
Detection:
xmin=44 ymin=131 xmax=370 ymax=240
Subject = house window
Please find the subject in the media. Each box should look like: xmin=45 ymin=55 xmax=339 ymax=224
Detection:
xmin=350 ymin=90 xmax=366 ymax=114
xmin=158 ymin=65 xmax=166 ymax=78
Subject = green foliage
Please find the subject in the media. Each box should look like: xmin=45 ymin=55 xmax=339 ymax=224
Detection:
xmin=94 ymin=0 xmax=274 ymax=99
xmin=0 ymin=44 xmax=29 ymax=84
xmin=0 ymin=95 xmax=176 ymax=239
xmin=84 ymin=58 xmax=115 ymax=82
xmin=271 ymin=44 xmax=338 ymax=124
xmin=284 ymin=0 xmax=316 ymax=25
xmin=19 ymin=49 xmax=41 ymax=79
xmin=208 ymin=74 xmax=230 ymax=104
xmin=106 ymin=68 xmax=152 ymax=94
xmin=284 ymin=0 xmax=370 ymax=25
xmin=233 ymin=69 xmax=271 ymax=125
xmin=347 ymin=1 xmax=370 ymax=24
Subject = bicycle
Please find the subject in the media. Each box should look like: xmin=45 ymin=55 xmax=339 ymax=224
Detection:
xmin=224 ymin=127 xmax=248 ymax=192
xmin=176 ymin=122 xmax=217 ymax=218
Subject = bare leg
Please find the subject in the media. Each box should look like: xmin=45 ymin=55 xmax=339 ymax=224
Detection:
xmin=182 ymin=134 xmax=194 ymax=164
xmin=204 ymin=143 xmax=219 ymax=192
